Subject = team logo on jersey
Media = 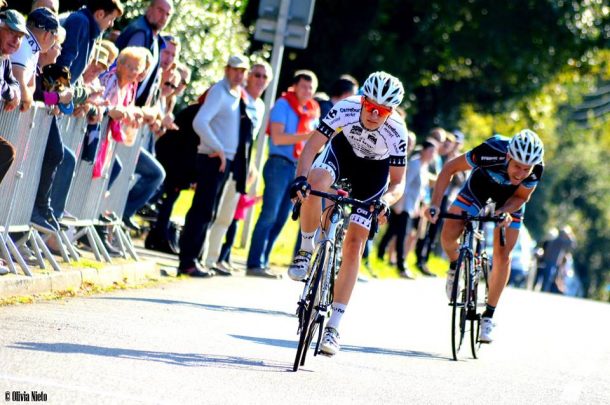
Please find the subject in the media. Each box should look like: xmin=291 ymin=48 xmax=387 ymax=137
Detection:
xmin=397 ymin=140 xmax=407 ymax=153
xmin=481 ymin=156 xmax=502 ymax=161
xmin=327 ymin=109 xmax=338 ymax=119
xmin=367 ymin=134 xmax=377 ymax=144
xmin=350 ymin=125 xmax=363 ymax=135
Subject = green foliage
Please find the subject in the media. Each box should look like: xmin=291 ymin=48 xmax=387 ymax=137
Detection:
xmin=121 ymin=0 xmax=250 ymax=107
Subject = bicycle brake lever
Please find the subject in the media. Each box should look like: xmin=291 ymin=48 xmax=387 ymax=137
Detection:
xmin=291 ymin=201 xmax=301 ymax=221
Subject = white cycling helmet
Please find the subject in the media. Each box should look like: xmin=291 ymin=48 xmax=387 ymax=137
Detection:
xmin=508 ymin=129 xmax=544 ymax=165
xmin=362 ymin=71 xmax=405 ymax=108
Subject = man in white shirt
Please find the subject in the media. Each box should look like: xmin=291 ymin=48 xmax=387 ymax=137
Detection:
xmin=10 ymin=7 xmax=58 ymax=112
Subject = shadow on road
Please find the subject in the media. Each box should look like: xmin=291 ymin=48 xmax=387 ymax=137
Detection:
xmin=231 ymin=335 xmax=450 ymax=361
xmin=9 ymin=342 xmax=291 ymax=372
xmin=93 ymin=297 xmax=295 ymax=318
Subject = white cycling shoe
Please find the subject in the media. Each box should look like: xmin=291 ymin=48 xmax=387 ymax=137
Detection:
xmin=479 ymin=317 xmax=496 ymax=343
xmin=287 ymin=250 xmax=312 ymax=281
xmin=319 ymin=327 xmax=340 ymax=356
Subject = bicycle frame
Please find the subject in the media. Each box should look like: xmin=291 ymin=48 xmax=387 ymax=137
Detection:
xmin=292 ymin=188 xmax=382 ymax=370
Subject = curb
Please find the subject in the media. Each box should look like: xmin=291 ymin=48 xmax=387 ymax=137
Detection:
xmin=0 ymin=260 xmax=159 ymax=300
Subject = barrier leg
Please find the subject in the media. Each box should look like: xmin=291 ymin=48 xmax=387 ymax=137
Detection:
xmin=85 ymin=226 xmax=103 ymax=262
xmin=117 ymin=225 xmax=138 ymax=260
xmin=90 ymin=225 xmax=112 ymax=263
xmin=28 ymin=235 xmax=46 ymax=269
xmin=59 ymin=230 xmax=80 ymax=261
xmin=111 ymin=225 xmax=127 ymax=258
xmin=31 ymin=230 xmax=61 ymax=272
xmin=51 ymin=232 xmax=71 ymax=264
xmin=6 ymin=237 xmax=33 ymax=276
xmin=0 ymin=233 xmax=18 ymax=275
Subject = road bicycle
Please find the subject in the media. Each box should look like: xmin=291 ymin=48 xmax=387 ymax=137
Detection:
xmin=291 ymin=186 xmax=382 ymax=371
xmin=430 ymin=205 xmax=505 ymax=361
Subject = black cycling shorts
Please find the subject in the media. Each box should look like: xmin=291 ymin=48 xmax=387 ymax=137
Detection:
xmin=312 ymin=133 xmax=389 ymax=230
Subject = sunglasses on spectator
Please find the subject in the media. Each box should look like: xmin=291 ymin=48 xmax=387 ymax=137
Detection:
xmin=164 ymin=81 xmax=178 ymax=90
xmin=361 ymin=97 xmax=393 ymax=118
xmin=251 ymin=72 xmax=268 ymax=79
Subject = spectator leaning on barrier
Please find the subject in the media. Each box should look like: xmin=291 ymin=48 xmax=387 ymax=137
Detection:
xmin=246 ymin=69 xmax=320 ymax=278
xmin=0 ymin=9 xmax=26 ymax=186
xmin=10 ymin=7 xmax=58 ymax=112
xmin=203 ymin=60 xmax=273 ymax=274
xmin=176 ymin=54 xmax=249 ymax=278
xmin=115 ymin=0 xmax=173 ymax=230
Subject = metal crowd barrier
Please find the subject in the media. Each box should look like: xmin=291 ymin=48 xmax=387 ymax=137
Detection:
xmin=0 ymin=103 xmax=69 ymax=275
xmin=62 ymin=117 xmax=115 ymax=262
xmin=97 ymin=126 xmax=149 ymax=260
xmin=0 ymin=105 xmax=144 ymax=276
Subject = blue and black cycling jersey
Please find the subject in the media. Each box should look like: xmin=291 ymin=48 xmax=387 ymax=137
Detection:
xmin=452 ymin=135 xmax=544 ymax=229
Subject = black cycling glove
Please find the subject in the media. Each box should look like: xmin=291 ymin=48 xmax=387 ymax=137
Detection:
xmin=289 ymin=176 xmax=311 ymax=199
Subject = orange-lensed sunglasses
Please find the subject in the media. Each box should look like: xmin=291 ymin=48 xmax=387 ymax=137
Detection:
xmin=361 ymin=96 xmax=393 ymax=117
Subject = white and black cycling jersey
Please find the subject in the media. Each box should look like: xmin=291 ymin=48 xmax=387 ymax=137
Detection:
xmin=316 ymin=96 xmax=409 ymax=167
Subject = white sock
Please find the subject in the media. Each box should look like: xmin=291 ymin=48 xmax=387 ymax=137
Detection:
xmin=300 ymin=230 xmax=316 ymax=253
xmin=326 ymin=302 xmax=347 ymax=331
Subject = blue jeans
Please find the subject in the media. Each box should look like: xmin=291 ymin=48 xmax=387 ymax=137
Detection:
xmin=50 ymin=146 xmax=76 ymax=218
xmin=123 ymin=148 xmax=165 ymax=219
xmin=108 ymin=156 xmax=123 ymax=191
xmin=247 ymin=156 xmax=296 ymax=269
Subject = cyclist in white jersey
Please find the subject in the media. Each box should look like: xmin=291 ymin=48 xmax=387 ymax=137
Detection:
xmin=288 ymin=71 xmax=414 ymax=356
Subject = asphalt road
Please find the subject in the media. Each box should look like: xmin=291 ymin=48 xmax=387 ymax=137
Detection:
xmin=0 ymin=269 xmax=608 ymax=405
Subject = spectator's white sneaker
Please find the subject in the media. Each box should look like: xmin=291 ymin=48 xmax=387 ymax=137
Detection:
xmin=287 ymin=250 xmax=312 ymax=281
xmin=319 ymin=327 xmax=340 ymax=356
xmin=445 ymin=267 xmax=456 ymax=300
xmin=479 ymin=317 xmax=495 ymax=343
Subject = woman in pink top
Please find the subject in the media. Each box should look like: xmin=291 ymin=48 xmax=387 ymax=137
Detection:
xmin=93 ymin=46 xmax=148 ymax=178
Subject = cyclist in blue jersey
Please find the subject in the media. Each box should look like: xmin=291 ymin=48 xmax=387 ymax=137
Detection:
xmin=425 ymin=129 xmax=544 ymax=343
xmin=288 ymin=71 xmax=414 ymax=356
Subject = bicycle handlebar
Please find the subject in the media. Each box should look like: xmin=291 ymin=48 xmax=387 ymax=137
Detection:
xmin=291 ymin=189 xmax=384 ymax=240
xmin=429 ymin=208 xmax=506 ymax=247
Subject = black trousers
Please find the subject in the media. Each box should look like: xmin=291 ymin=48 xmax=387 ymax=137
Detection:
xmin=377 ymin=210 xmax=410 ymax=272
xmin=0 ymin=136 xmax=15 ymax=185
xmin=178 ymin=154 xmax=232 ymax=269
xmin=34 ymin=117 xmax=64 ymax=215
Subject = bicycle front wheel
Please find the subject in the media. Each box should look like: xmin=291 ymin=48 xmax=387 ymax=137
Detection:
xmin=471 ymin=256 xmax=490 ymax=359
xmin=451 ymin=250 xmax=469 ymax=361
xmin=293 ymin=245 xmax=325 ymax=372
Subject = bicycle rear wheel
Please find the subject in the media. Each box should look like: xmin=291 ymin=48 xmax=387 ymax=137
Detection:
xmin=293 ymin=245 xmax=325 ymax=372
xmin=451 ymin=250 xmax=468 ymax=361
xmin=471 ymin=256 xmax=490 ymax=358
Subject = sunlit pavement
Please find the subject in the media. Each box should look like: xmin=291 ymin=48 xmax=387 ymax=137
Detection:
xmin=0 ymin=264 xmax=608 ymax=404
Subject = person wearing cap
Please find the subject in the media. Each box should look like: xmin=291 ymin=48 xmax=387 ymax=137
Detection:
xmin=246 ymin=69 xmax=320 ymax=278
xmin=175 ymin=54 xmax=249 ymax=278
xmin=203 ymin=60 xmax=273 ymax=274
xmin=10 ymin=6 xmax=59 ymax=112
